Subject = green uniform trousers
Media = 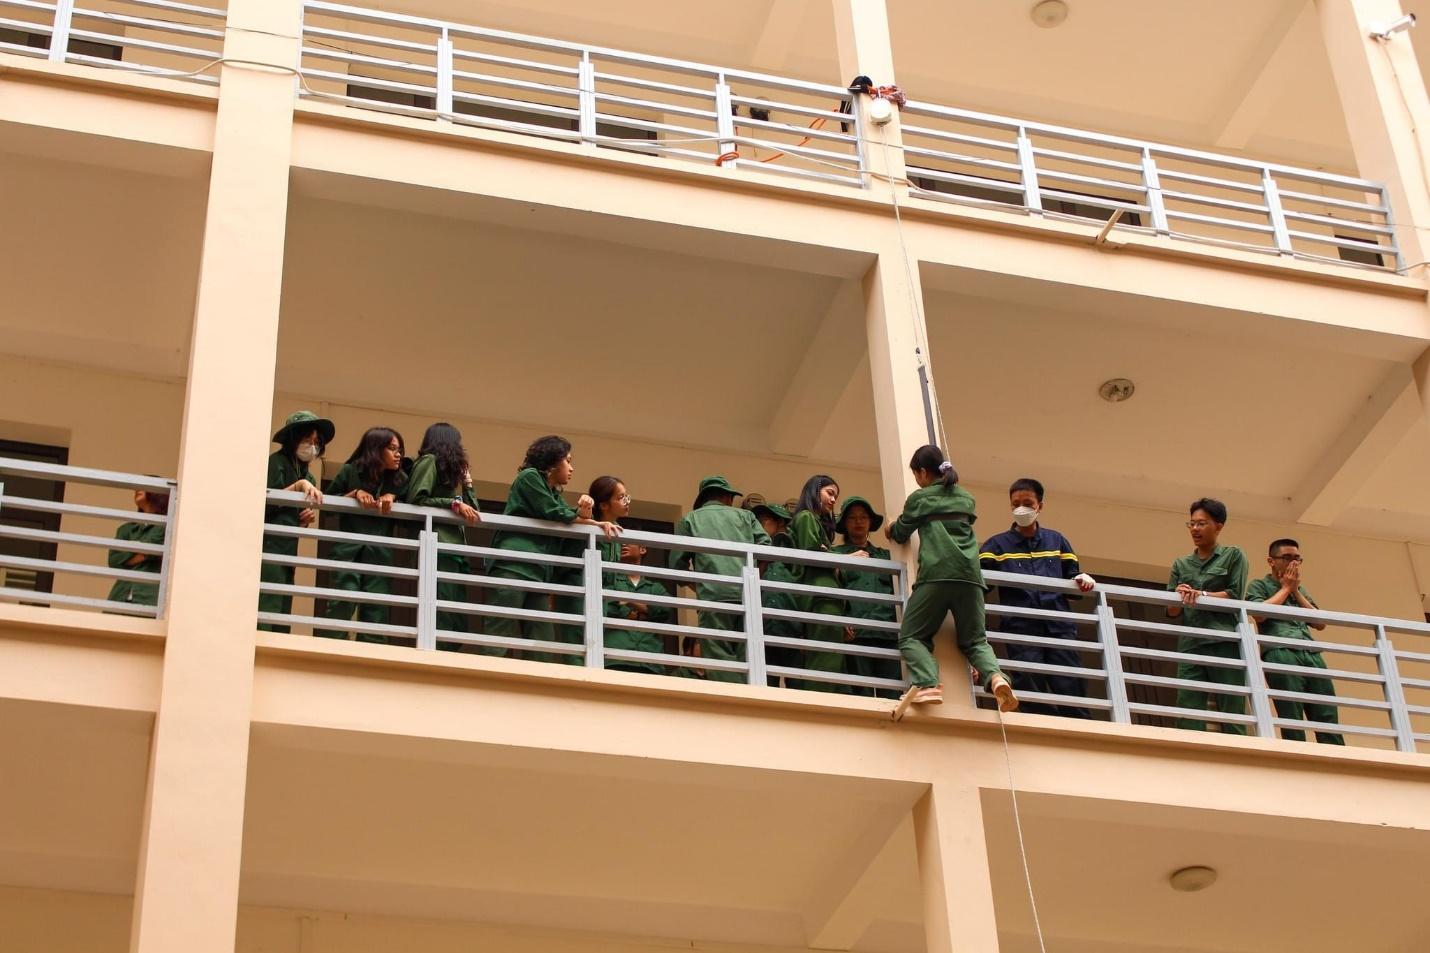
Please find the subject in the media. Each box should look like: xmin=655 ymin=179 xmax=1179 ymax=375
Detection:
xmin=898 ymin=581 xmax=1002 ymax=688
xmin=548 ymin=568 xmax=585 ymax=666
xmin=852 ymin=636 xmax=903 ymax=699
xmin=432 ymin=552 xmax=472 ymax=652
xmin=1264 ymin=647 xmax=1344 ymax=744
xmin=1174 ymin=640 xmax=1248 ymax=735
xmin=483 ymin=566 xmax=549 ymax=660
xmin=315 ymin=544 xmax=393 ymax=644
xmin=799 ymin=597 xmax=850 ymax=694
xmin=258 ymin=535 xmax=297 ymax=633
xmin=694 ymin=608 xmax=745 ymax=683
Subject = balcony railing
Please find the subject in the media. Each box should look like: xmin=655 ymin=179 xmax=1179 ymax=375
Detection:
xmin=0 ymin=458 xmax=174 ymax=618
xmin=0 ymin=0 xmax=227 ymax=83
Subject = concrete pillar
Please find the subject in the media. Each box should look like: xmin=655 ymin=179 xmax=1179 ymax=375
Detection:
xmin=128 ymin=1 xmax=300 ymax=950
xmin=831 ymin=0 xmax=908 ymax=193
xmin=912 ymin=782 xmax=1003 ymax=953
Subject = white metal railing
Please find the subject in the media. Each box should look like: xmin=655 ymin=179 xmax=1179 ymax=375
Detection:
xmin=0 ymin=457 xmax=175 ymax=618
xmin=0 ymin=0 xmax=226 ymax=81
xmin=899 ymin=100 xmax=1403 ymax=272
xmin=296 ymin=0 xmax=865 ymax=187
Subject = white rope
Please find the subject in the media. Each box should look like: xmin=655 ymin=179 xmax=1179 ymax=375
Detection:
xmin=997 ymin=706 xmax=1049 ymax=953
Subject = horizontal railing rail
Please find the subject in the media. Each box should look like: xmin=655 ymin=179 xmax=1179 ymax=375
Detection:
xmin=0 ymin=457 xmax=176 ymax=618
xmin=0 ymin=0 xmax=227 ymax=83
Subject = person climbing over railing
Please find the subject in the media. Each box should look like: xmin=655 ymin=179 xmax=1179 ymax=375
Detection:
xmin=886 ymin=445 xmax=1017 ymax=712
xmin=260 ymin=411 xmax=331 ymax=633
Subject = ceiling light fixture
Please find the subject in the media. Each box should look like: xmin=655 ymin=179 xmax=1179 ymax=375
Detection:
xmin=1168 ymin=866 xmax=1218 ymax=893
xmin=1099 ymin=378 xmax=1135 ymax=403
xmin=1031 ymin=0 xmax=1069 ymax=28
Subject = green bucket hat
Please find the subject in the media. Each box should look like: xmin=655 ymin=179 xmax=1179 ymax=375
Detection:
xmin=272 ymin=410 xmax=335 ymax=446
xmin=836 ymin=495 xmax=884 ymax=535
xmin=693 ymin=475 xmax=740 ymax=509
xmin=742 ymin=493 xmax=792 ymax=522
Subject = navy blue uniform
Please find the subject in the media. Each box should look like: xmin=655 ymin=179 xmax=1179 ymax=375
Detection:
xmin=979 ymin=524 xmax=1089 ymax=717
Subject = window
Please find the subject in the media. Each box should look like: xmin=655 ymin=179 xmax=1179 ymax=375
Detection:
xmin=910 ymin=173 xmax=1143 ymax=226
xmin=1336 ymin=233 xmax=1385 ymax=268
xmin=0 ymin=27 xmax=122 ymax=61
xmin=0 ymin=439 xmax=70 ymax=599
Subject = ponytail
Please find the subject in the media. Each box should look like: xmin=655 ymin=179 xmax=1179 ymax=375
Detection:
xmin=909 ymin=444 xmax=958 ymax=489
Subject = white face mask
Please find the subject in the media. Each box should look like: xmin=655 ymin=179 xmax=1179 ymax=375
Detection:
xmin=1011 ymin=505 xmax=1038 ymax=528
xmin=296 ymin=443 xmax=320 ymax=463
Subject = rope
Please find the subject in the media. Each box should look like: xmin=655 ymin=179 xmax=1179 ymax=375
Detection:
xmin=998 ymin=706 xmax=1049 ymax=953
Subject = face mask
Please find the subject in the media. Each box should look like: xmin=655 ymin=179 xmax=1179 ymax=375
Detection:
xmin=296 ymin=443 xmax=319 ymax=463
xmin=1011 ymin=506 xmax=1038 ymax=528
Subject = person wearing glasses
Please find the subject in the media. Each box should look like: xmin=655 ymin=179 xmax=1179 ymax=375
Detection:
xmin=1246 ymin=539 xmax=1344 ymax=745
xmin=1166 ymin=498 xmax=1249 ymax=733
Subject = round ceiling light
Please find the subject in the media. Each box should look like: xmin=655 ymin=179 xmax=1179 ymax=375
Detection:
xmin=1099 ymin=378 xmax=1135 ymax=403
xmin=1168 ymin=866 xmax=1218 ymax=893
xmin=1031 ymin=0 xmax=1069 ymax=28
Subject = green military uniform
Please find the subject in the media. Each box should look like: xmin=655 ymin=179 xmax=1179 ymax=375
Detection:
xmin=790 ymin=508 xmax=848 ymax=693
xmin=406 ymin=452 xmax=478 ymax=651
xmin=107 ymin=520 xmax=165 ymax=608
xmin=603 ymin=571 xmax=673 ymax=673
xmin=669 ymin=477 xmax=771 ymax=683
xmin=488 ymin=467 xmax=583 ymax=664
xmin=260 ymin=411 xmax=334 ymax=633
xmin=1167 ymin=544 xmax=1250 ymax=733
xmin=762 ymin=529 xmax=805 ymax=685
xmin=1247 ymin=574 xmax=1343 ymax=745
xmin=887 ymin=483 xmax=1002 ymax=689
xmin=315 ymin=462 xmax=405 ymax=643
xmin=834 ymin=496 xmax=901 ymax=697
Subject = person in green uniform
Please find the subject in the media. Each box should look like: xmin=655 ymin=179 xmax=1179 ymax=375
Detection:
xmin=743 ymin=493 xmax=802 ymax=687
xmin=669 ymin=476 xmax=771 ymax=683
xmin=489 ymin=435 xmax=620 ymax=663
xmin=1247 ymin=538 xmax=1343 ymax=744
xmin=406 ymin=422 xmax=481 ymax=650
xmin=588 ymin=475 xmax=631 ymax=573
xmin=1167 ymin=497 xmax=1250 ymax=733
xmin=315 ymin=426 xmax=407 ymax=643
xmin=834 ymin=495 xmax=902 ymax=698
xmin=886 ymin=445 xmax=1017 ymax=712
xmin=106 ymin=487 xmax=169 ymax=610
xmin=260 ymin=411 xmax=331 ymax=633
xmin=791 ymin=475 xmax=856 ymax=692
xmin=603 ymin=541 xmax=673 ymax=674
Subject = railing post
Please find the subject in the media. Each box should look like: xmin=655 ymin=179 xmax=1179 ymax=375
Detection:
xmin=1095 ymin=592 xmax=1130 ymax=724
xmin=1382 ymin=185 xmax=1406 ymax=273
xmin=435 ymin=29 xmax=454 ymax=120
xmin=1375 ymin=624 xmax=1417 ymax=754
xmin=742 ymin=559 xmax=765 ymax=686
xmin=1016 ymin=126 xmax=1043 ymax=213
xmin=1238 ymin=608 xmax=1276 ymax=739
xmin=48 ymin=0 xmax=74 ymax=63
xmin=582 ymin=539 xmax=604 ymax=669
xmin=1262 ymin=168 xmax=1293 ymax=255
xmin=154 ymin=480 xmax=179 ymax=620
xmin=1141 ymin=147 xmax=1170 ymax=235
xmin=578 ymin=50 xmax=597 ymax=143
xmin=715 ymin=75 xmax=737 ymax=169
xmin=416 ymin=521 xmax=438 ymax=651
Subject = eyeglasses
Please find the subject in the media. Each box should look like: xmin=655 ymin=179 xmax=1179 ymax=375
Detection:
xmin=1272 ymin=554 xmax=1304 ymax=563
xmin=1185 ymin=520 xmax=1214 ymax=529
xmin=617 ymin=494 xmax=632 ymax=505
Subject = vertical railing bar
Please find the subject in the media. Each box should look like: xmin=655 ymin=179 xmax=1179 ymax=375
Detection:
xmin=577 ymin=48 xmax=596 ymax=143
xmin=1142 ymin=147 xmax=1169 ymax=235
xmin=743 ymin=554 xmax=764 ymax=687
xmin=416 ymin=525 xmax=437 ymax=651
xmin=1016 ymin=125 xmax=1043 ymax=213
xmin=715 ymin=73 xmax=736 ymax=168
xmin=1096 ymin=591 xmax=1130 ymax=724
xmin=1239 ymin=608 xmax=1276 ymax=739
xmin=1262 ymin=167 xmax=1293 ymax=255
xmin=582 ymin=536 xmax=603 ymax=669
xmin=435 ymin=27 xmax=454 ymax=120
xmin=1384 ymin=185 xmax=1407 ymax=272
xmin=154 ymin=479 xmax=178 ymax=620
xmin=1376 ymin=623 xmax=1417 ymax=754
xmin=48 ymin=0 xmax=74 ymax=63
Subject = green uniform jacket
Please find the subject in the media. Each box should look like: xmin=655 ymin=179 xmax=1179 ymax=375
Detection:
xmin=762 ymin=531 xmax=803 ymax=638
xmin=107 ymin=520 xmax=165 ymax=605
xmin=491 ymin=467 xmax=580 ymax=582
xmin=265 ymin=450 xmax=313 ymax=533
xmin=887 ymin=484 xmax=983 ymax=588
xmin=405 ymin=453 xmax=477 ymax=546
xmin=325 ymin=462 xmax=405 ymax=548
xmin=1247 ymin=574 xmax=1319 ymax=649
xmin=669 ymin=502 xmax=771 ymax=603
xmin=1167 ymin=544 xmax=1249 ymax=648
xmin=604 ymin=572 xmax=673 ymax=668
xmin=833 ymin=541 xmax=897 ymax=634
xmin=790 ymin=510 xmax=839 ymax=590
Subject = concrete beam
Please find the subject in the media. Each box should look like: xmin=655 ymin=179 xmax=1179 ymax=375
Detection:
xmin=802 ymin=802 xmax=910 ymax=950
xmin=1210 ymin=1 xmax=1309 ymax=149
xmin=768 ymin=279 xmax=866 ymax=457
xmin=750 ymin=0 xmax=812 ymax=70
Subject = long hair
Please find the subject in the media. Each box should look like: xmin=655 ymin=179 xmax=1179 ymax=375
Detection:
xmin=279 ymin=424 xmax=323 ymax=462
xmin=793 ymin=474 xmax=838 ymax=544
xmin=346 ymin=426 xmax=406 ymax=490
xmin=521 ymin=435 xmax=571 ymax=474
xmin=418 ymin=422 xmax=468 ymax=492
xmin=588 ymin=475 xmax=624 ymax=522
xmin=909 ymin=444 xmax=958 ymax=489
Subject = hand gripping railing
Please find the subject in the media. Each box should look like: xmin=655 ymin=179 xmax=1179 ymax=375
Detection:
xmin=898 ymin=100 xmax=1403 ymax=272
xmin=295 ymin=0 xmax=864 ymax=187
xmin=0 ymin=0 xmax=227 ymax=83
xmin=0 ymin=456 xmax=176 ymax=619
